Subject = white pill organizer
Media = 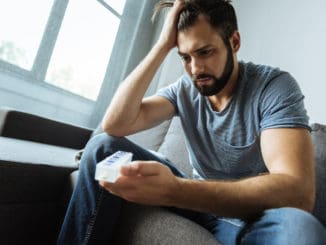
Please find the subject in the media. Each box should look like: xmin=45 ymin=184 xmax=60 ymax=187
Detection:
xmin=95 ymin=151 xmax=133 ymax=183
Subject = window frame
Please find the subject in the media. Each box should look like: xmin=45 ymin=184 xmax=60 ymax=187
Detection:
xmin=0 ymin=0 xmax=156 ymax=128
xmin=0 ymin=0 xmax=125 ymax=96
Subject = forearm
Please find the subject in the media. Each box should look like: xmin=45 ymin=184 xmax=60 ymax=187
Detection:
xmin=102 ymin=43 xmax=170 ymax=135
xmin=172 ymin=173 xmax=314 ymax=219
xmin=102 ymin=1 xmax=184 ymax=136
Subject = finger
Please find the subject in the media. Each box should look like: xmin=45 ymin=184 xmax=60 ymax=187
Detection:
xmin=121 ymin=161 xmax=162 ymax=177
xmin=120 ymin=162 xmax=140 ymax=176
xmin=171 ymin=0 xmax=185 ymax=15
xmin=136 ymin=161 xmax=162 ymax=176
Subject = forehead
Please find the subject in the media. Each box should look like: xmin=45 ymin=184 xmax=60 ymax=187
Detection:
xmin=177 ymin=15 xmax=224 ymax=54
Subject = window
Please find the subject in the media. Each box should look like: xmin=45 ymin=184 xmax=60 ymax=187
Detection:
xmin=46 ymin=0 xmax=126 ymax=100
xmin=0 ymin=0 xmax=126 ymax=100
xmin=0 ymin=0 xmax=151 ymax=128
xmin=101 ymin=0 xmax=125 ymax=15
xmin=0 ymin=0 xmax=53 ymax=70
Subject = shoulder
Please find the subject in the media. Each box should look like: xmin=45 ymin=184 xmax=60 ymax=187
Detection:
xmin=239 ymin=61 xmax=301 ymax=100
xmin=157 ymin=74 xmax=198 ymax=98
xmin=241 ymin=61 xmax=287 ymax=86
xmin=156 ymin=74 xmax=202 ymax=115
xmin=240 ymin=62 xmax=310 ymax=130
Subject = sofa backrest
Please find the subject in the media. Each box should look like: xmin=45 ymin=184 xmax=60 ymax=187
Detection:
xmin=156 ymin=117 xmax=192 ymax=177
xmin=0 ymin=107 xmax=92 ymax=149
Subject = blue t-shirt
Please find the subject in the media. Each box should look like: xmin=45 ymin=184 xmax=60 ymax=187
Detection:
xmin=156 ymin=62 xmax=310 ymax=180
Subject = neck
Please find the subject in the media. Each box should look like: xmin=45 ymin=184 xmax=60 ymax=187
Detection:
xmin=208 ymin=60 xmax=240 ymax=112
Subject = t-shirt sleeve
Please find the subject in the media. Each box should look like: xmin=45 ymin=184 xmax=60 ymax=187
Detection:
xmin=155 ymin=79 xmax=181 ymax=115
xmin=259 ymin=72 xmax=310 ymax=131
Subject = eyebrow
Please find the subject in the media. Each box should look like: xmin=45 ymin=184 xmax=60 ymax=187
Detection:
xmin=178 ymin=45 xmax=214 ymax=56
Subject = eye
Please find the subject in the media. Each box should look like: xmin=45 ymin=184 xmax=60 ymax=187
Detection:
xmin=198 ymin=49 xmax=212 ymax=57
xmin=180 ymin=55 xmax=191 ymax=63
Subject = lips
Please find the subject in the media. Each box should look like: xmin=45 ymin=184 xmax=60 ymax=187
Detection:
xmin=197 ymin=77 xmax=211 ymax=82
xmin=196 ymin=76 xmax=213 ymax=85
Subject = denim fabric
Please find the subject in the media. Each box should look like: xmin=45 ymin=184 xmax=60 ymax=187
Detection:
xmin=57 ymin=133 xmax=326 ymax=245
xmin=215 ymin=208 xmax=326 ymax=245
xmin=57 ymin=133 xmax=185 ymax=245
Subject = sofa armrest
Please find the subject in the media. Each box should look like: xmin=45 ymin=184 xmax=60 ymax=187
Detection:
xmin=0 ymin=107 xmax=93 ymax=149
xmin=0 ymin=160 xmax=76 ymax=245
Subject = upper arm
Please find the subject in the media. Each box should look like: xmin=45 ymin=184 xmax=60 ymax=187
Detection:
xmin=260 ymin=128 xmax=315 ymax=206
xmin=126 ymin=95 xmax=176 ymax=135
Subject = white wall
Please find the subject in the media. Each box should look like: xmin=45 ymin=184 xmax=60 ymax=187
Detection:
xmin=233 ymin=0 xmax=326 ymax=124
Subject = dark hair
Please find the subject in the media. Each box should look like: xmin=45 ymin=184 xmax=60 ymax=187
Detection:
xmin=153 ymin=0 xmax=238 ymax=44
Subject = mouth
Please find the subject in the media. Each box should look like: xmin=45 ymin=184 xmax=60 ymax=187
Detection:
xmin=196 ymin=76 xmax=213 ymax=86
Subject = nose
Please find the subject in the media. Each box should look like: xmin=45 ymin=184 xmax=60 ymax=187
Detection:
xmin=190 ymin=58 xmax=204 ymax=75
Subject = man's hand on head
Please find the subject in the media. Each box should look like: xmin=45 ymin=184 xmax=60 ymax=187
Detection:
xmin=156 ymin=0 xmax=185 ymax=51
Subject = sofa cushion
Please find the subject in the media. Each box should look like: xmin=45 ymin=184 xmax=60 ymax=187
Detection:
xmin=0 ymin=160 xmax=75 ymax=245
xmin=127 ymin=120 xmax=172 ymax=151
xmin=311 ymin=123 xmax=326 ymax=227
xmin=112 ymin=202 xmax=220 ymax=245
xmin=0 ymin=136 xmax=79 ymax=244
xmin=158 ymin=117 xmax=192 ymax=177
xmin=91 ymin=120 xmax=172 ymax=152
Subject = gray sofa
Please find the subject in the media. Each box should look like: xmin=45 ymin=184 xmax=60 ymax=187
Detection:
xmin=0 ymin=107 xmax=325 ymax=244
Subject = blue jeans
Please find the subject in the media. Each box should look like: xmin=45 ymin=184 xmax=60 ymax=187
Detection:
xmin=57 ymin=133 xmax=326 ymax=245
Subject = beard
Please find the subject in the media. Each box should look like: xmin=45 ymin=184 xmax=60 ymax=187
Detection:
xmin=192 ymin=43 xmax=234 ymax=96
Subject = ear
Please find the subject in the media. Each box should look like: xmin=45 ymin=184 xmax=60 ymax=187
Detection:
xmin=230 ymin=31 xmax=241 ymax=52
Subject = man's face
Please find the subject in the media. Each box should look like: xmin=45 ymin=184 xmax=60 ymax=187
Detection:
xmin=177 ymin=15 xmax=234 ymax=96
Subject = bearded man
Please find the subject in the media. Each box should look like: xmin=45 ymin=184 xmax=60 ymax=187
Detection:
xmin=58 ymin=1 xmax=326 ymax=244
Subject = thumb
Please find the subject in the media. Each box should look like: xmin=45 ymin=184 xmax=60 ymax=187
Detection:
xmin=121 ymin=161 xmax=161 ymax=177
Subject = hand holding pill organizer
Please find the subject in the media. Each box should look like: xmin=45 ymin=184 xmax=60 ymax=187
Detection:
xmin=95 ymin=151 xmax=133 ymax=183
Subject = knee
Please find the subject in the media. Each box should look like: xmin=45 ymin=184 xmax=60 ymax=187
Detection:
xmin=81 ymin=133 xmax=127 ymax=166
xmin=85 ymin=133 xmax=127 ymax=154
xmin=86 ymin=133 xmax=125 ymax=152
xmin=264 ymin=207 xmax=318 ymax=228
xmin=242 ymin=208 xmax=325 ymax=244
xmin=266 ymin=207 xmax=317 ymax=223
xmin=262 ymin=207 xmax=325 ymax=242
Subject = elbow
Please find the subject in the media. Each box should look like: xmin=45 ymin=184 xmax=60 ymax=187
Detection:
xmin=102 ymin=121 xmax=112 ymax=134
xmin=102 ymin=123 xmax=113 ymax=135
xmin=101 ymin=111 xmax=122 ymax=136
xmin=102 ymin=120 xmax=131 ymax=137
xmin=102 ymin=123 xmax=124 ymax=137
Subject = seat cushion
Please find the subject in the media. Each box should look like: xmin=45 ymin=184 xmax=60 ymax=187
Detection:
xmin=311 ymin=123 xmax=326 ymax=227
xmin=112 ymin=202 xmax=220 ymax=245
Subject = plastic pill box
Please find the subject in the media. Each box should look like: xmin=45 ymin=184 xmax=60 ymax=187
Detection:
xmin=95 ymin=151 xmax=133 ymax=182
